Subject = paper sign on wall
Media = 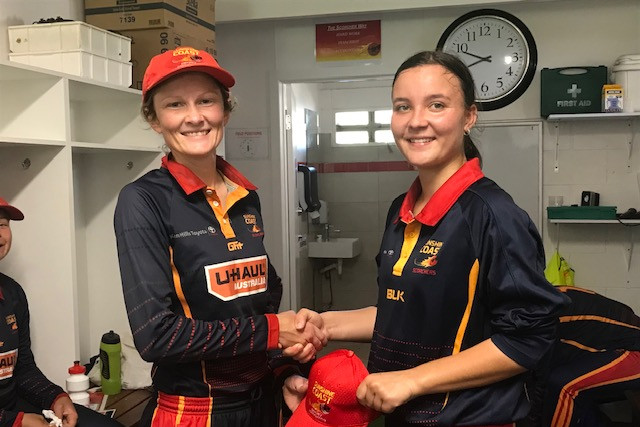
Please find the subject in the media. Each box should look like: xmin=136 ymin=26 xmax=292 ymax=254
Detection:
xmin=316 ymin=20 xmax=381 ymax=62
xmin=225 ymin=128 xmax=270 ymax=160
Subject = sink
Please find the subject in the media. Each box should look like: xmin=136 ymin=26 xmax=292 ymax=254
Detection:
xmin=308 ymin=237 xmax=361 ymax=259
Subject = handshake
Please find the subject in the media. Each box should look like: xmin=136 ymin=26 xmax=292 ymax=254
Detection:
xmin=275 ymin=309 xmax=327 ymax=363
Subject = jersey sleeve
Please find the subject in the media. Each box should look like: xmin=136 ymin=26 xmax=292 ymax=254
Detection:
xmin=471 ymin=200 xmax=569 ymax=369
xmin=12 ymin=284 xmax=66 ymax=410
xmin=0 ymin=409 xmax=20 ymax=427
xmin=114 ymin=184 xmax=279 ymax=364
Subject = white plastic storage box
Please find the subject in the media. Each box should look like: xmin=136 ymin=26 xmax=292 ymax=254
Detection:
xmin=8 ymin=50 xmax=132 ymax=87
xmin=611 ymin=54 xmax=640 ymax=113
xmin=8 ymin=21 xmax=131 ymax=62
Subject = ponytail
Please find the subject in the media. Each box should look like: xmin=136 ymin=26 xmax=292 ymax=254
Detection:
xmin=464 ymin=135 xmax=482 ymax=167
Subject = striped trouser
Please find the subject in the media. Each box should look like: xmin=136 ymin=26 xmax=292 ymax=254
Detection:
xmin=146 ymin=388 xmax=278 ymax=427
xmin=545 ymin=350 xmax=640 ymax=427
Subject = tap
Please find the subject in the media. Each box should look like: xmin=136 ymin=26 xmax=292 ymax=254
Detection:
xmin=323 ymin=224 xmax=340 ymax=241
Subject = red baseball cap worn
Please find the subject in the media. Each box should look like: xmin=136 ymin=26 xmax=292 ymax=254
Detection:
xmin=0 ymin=197 xmax=24 ymax=221
xmin=286 ymin=349 xmax=379 ymax=427
xmin=142 ymin=46 xmax=235 ymax=100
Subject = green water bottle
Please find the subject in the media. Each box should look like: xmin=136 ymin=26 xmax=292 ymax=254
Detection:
xmin=99 ymin=330 xmax=121 ymax=395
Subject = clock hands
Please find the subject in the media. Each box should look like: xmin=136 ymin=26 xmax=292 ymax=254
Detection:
xmin=461 ymin=51 xmax=492 ymax=68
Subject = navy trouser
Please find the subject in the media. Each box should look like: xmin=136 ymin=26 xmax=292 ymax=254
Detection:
xmin=541 ymin=350 xmax=640 ymax=427
xmin=16 ymin=396 xmax=123 ymax=426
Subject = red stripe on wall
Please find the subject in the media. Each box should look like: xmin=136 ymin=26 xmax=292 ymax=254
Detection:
xmin=307 ymin=161 xmax=414 ymax=173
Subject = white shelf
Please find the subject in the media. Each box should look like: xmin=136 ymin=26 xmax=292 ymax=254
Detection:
xmin=547 ymin=112 xmax=640 ymax=121
xmin=0 ymin=136 xmax=66 ymax=147
xmin=549 ymin=219 xmax=640 ymax=224
xmin=0 ymin=60 xmax=161 ymax=386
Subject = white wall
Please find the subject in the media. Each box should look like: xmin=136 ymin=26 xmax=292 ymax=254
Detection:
xmin=216 ymin=0 xmax=640 ymax=312
xmin=215 ymin=0 xmax=525 ymax=23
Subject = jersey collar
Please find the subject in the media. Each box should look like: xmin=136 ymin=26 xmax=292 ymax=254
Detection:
xmin=161 ymin=154 xmax=258 ymax=195
xmin=399 ymin=158 xmax=484 ymax=226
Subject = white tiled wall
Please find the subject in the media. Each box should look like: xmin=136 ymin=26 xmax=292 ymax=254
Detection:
xmin=541 ymin=119 xmax=640 ymax=312
xmin=307 ymin=130 xmax=416 ymax=311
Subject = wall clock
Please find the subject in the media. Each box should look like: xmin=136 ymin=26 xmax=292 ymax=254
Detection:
xmin=436 ymin=9 xmax=537 ymax=111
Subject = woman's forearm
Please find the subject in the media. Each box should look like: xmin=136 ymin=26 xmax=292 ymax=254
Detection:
xmin=410 ymin=338 xmax=527 ymax=395
xmin=321 ymin=306 xmax=377 ymax=342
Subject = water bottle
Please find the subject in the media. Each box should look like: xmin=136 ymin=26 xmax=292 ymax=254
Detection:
xmin=66 ymin=361 xmax=90 ymax=406
xmin=99 ymin=330 xmax=122 ymax=395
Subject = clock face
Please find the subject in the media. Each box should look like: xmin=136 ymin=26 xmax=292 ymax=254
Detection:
xmin=436 ymin=9 xmax=537 ymax=111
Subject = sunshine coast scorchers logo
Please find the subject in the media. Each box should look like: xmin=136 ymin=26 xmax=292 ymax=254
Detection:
xmin=307 ymin=380 xmax=335 ymax=421
xmin=413 ymin=239 xmax=442 ymax=275
xmin=204 ymin=255 xmax=267 ymax=301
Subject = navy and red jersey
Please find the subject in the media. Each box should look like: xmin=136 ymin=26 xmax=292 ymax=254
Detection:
xmin=370 ymin=158 xmax=569 ymax=426
xmin=555 ymin=286 xmax=640 ymax=357
xmin=114 ymin=155 xmax=283 ymax=397
xmin=537 ymin=286 xmax=640 ymax=427
xmin=0 ymin=273 xmax=67 ymax=427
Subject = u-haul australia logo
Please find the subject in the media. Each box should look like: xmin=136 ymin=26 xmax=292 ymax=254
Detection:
xmin=0 ymin=349 xmax=17 ymax=380
xmin=205 ymin=255 xmax=268 ymax=301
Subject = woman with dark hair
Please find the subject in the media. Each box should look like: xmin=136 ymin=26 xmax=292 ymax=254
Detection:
xmin=285 ymin=50 xmax=567 ymax=426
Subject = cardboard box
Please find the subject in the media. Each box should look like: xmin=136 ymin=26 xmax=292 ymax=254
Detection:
xmin=120 ymin=28 xmax=215 ymax=89
xmin=540 ymin=66 xmax=607 ymax=117
xmin=602 ymin=84 xmax=623 ymax=113
xmin=85 ymin=0 xmax=215 ymax=36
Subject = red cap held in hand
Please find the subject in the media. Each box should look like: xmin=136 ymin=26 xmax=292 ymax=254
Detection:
xmin=286 ymin=349 xmax=379 ymax=427
xmin=142 ymin=46 xmax=235 ymax=100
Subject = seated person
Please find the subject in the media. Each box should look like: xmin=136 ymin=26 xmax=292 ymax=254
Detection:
xmin=529 ymin=286 xmax=640 ymax=427
xmin=0 ymin=197 xmax=122 ymax=427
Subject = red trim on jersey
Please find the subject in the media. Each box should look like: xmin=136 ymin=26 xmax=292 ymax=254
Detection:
xmin=50 ymin=392 xmax=70 ymax=409
xmin=264 ymin=313 xmax=280 ymax=350
xmin=161 ymin=155 xmax=257 ymax=195
xmin=12 ymin=412 xmax=23 ymax=427
xmin=399 ymin=158 xmax=484 ymax=226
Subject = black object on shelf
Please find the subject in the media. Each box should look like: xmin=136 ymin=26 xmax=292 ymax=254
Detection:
xmin=33 ymin=17 xmax=73 ymax=24
xmin=618 ymin=208 xmax=640 ymax=219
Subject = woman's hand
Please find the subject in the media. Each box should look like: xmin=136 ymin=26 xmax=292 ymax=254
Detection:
xmin=52 ymin=395 xmax=79 ymax=427
xmin=283 ymin=374 xmax=309 ymax=412
xmin=277 ymin=309 xmax=327 ymax=362
xmin=21 ymin=413 xmax=51 ymax=426
xmin=356 ymin=370 xmax=418 ymax=413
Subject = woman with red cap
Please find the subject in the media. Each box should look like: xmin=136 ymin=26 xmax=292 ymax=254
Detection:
xmin=0 ymin=198 xmax=121 ymax=427
xmin=114 ymin=47 xmax=326 ymax=427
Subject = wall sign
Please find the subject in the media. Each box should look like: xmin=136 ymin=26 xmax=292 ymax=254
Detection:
xmin=225 ymin=128 xmax=270 ymax=160
xmin=315 ymin=20 xmax=381 ymax=62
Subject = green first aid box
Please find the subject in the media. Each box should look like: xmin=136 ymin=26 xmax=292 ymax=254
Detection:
xmin=540 ymin=66 xmax=607 ymax=117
